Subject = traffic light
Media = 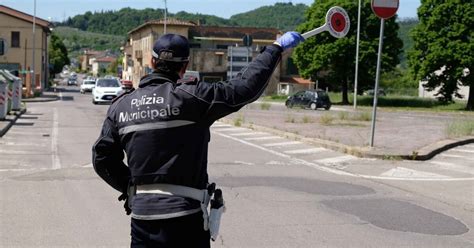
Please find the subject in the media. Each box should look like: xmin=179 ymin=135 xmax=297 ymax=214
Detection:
xmin=0 ymin=39 xmax=4 ymax=56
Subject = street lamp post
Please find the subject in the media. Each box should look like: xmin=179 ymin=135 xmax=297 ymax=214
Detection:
xmin=32 ymin=0 xmax=37 ymax=95
xmin=163 ymin=0 xmax=167 ymax=34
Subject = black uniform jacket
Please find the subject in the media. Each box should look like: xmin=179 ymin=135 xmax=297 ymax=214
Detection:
xmin=93 ymin=44 xmax=283 ymax=219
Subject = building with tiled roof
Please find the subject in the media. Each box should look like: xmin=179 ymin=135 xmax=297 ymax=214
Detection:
xmin=125 ymin=18 xmax=316 ymax=95
xmin=0 ymin=5 xmax=52 ymax=97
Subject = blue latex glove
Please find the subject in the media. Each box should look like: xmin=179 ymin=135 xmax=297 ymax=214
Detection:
xmin=274 ymin=31 xmax=305 ymax=50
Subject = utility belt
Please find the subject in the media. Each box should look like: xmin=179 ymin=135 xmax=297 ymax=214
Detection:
xmin=135 ymin=183 xmax=225 ymax=241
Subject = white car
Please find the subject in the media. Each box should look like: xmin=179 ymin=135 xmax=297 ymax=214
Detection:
xmin=80 ymin=79 xmax=96 ymax=93
xmin=92 ymin=78 xmax=123 ymax=104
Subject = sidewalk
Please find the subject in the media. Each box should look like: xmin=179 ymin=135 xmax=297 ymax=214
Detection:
xmin=0 ymin=90 xmax=59 ymax=137
xmin=221 ymin=102 xmax=474 ymax=161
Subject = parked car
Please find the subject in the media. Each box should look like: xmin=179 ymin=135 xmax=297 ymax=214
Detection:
xmin=80 ymin=79 xmax=96 ymax=93
xmin=121 ymin=80 xmax=134 ymax=92
xmin=67 ymin=78 xmax=77 ymax=86
xmin=364 ymin=88 xmax=386 ymax=96
xmin=285 ymin=90 xmax=331 ymax=110
xmin=92 ymin=78 xmax=123 ymax=104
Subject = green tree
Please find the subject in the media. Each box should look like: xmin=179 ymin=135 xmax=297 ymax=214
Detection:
xmin=408 ymin=0 xmax=473 ymax=110
xmin=49 ymin=33 xmax=70 ymax=75
xmin=107 ymin=57 xmax=120 ymax=75
xmin=293 ymin=0 xmax=403 ymax=104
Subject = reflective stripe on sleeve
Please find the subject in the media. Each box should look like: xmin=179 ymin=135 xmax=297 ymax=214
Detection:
xmin=119 ymin=120 xmax=196 ymax=135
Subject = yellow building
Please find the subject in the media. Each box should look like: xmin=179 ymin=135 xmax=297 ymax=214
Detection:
xmin=126 ymin=18 xmax=314 ymax=95
xmin=127 ymin=18 xmax=196 ymax=86
xmin=0 ymin=5 xmax=52 ymax=96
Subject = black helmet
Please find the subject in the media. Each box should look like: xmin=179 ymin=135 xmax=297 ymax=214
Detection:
xmin=152 ymin=34 xmax=190 ymax=62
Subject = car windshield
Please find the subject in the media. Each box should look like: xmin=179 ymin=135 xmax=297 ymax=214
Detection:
xmin=84 ymin=80 xmax=95 ymax=85
xmin=317 ymin=91 xmax=328 ymax=97
xmin=96 ymin=79 xmax=120 ymax=87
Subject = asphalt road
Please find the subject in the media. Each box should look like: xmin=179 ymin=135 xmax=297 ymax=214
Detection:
xmin=0 ymin=86 xmax=472 ymax=247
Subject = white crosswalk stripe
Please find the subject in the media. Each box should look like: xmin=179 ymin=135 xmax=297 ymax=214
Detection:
xmin=229 ymin=132 xmax=266 ymax=136
xmin=452 ymin=149 xmax=474 ymax=153
xmin=215 ymin=127 xmax=247 ymax=132
xmin=439 ymin=154 xmax=474 ymax=161
xmin=263 ymin=141 xmax=302 ymax=147
xmin=284 ymin=148 xmax=327 ymax=154
xmin=244 ymin=136 xmax=283 ymax=141
xmin=429 ymin=161 xmax=474 ymax=175
xmin=315 ymin=155 xmax=356 ymax=164
xmin=211 ymin=123 xmax=232 ymax=128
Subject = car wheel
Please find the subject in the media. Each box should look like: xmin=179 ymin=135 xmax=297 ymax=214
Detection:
xmin=92 ymin=99 xmax=97 ymax=105
xmin=285 ymin=100 xmax=293 ymax=109
xmin=324 ymin=105 xmax=331 ymax=110
xmin=310 ymin=102 xmax=317 ymax=110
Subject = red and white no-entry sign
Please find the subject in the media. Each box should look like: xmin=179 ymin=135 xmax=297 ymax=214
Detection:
xmin=371 ymin=0 xmax=399 ymax=19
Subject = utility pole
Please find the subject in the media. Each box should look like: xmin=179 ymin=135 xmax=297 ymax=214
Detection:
xmin=32 ymin=0 xmax=37 ymax=94
xmin=163 ymin=0 xmax=167 ymax=34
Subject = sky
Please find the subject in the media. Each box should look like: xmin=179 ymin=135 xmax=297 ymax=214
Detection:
xmin=2 ymin=0 xmax=420 ymax=22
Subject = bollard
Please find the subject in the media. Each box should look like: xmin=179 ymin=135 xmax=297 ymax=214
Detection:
xmin=0 ymin=70 xmax=14 ymax=114
xmin=0 ymin=74 xmax=7 ymax=120
xmin=1 ymin=70 xmax=22 ymax=111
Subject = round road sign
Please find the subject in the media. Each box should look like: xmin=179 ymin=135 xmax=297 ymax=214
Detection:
xmin=326 ymin=6 xmax=350 ymax=38
xmin=371 ymin=0 xmax=399 ymax=19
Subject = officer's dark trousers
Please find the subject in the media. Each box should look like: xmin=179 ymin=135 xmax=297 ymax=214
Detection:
xmin=131 ymin=212 xmax=211 ymax=248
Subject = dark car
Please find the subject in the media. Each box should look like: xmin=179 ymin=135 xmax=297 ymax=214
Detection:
xmin=67 ymin=78 xmax=77 ymax=86
xmin=285 ymin=90 xmax=331 ymax=110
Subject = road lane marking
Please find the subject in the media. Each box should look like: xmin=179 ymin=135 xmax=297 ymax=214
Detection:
xmin=284 ymin=148 xmax=327 ymax=154
xmin=380 ymin=167 xmax=450 ymax=179
xmin=51 ymin=108 xmax=61 ymax=170
xmin=429 ymin=161 xmax=474 ymax=175
xmin=0 ymin=168 xmax=50 ymax=172
xmin=244 ymin=136 xmax=283 ymax=141
xmin=439 ymin=154 xmax=474 ymax=161
xmin=315 ymin=155 xmax=356 ymax=164
xmin=0 ymin=141 xmax=47 ymax=147
xmin=211 ymin=123 xmax=232 ymax=128
xmin=216 ymin=127 xmax=247 ymax=132
xmin=234 ymin=161 xmax=254 ymax=165
xmin=212 ymin=131 xmax=474 ymax=181
xmin=0 ymin=150 xmax=34 ymax=154
xmin=452 ymin=149 xmax=474 ymax=154
xmin=229 ymin=132 xmax=266 ymax=136
xmin=263 ymin=141 xmax=302 ymax=147
xmin=439 ymin=154 xmax=465 ymax=158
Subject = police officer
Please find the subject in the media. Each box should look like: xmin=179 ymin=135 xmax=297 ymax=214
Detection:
xmin=92 ymin=31 xmax=304 ymax=247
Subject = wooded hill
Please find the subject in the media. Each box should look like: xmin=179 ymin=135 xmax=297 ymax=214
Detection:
xmin=59 ymin=3 xmax=308 ymax=36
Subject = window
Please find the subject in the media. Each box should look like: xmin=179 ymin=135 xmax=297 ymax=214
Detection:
xmin=216 ymin=44 xmax=228 ymax=49
xmin=217 ymin=55 xmax=223 ymax=66
xmin=11 ymin=32 xmax=20 ymax=48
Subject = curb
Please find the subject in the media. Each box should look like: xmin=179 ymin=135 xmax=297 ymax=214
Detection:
xmin=219 ymin=117 xmax=474 ymax=161
xmin=22 ymin=95 xmax=60 ymax=103
xmin=0 ymin=108 xmax=27 ymax=137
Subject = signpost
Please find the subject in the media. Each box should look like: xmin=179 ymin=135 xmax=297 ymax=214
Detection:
xmin=353 ymin=0 xmax=361 ymax=109
xmin=243 ymin=34 xmax=253 ymax=64
xmin=369 ymin=0 xmax=399 ymax=147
